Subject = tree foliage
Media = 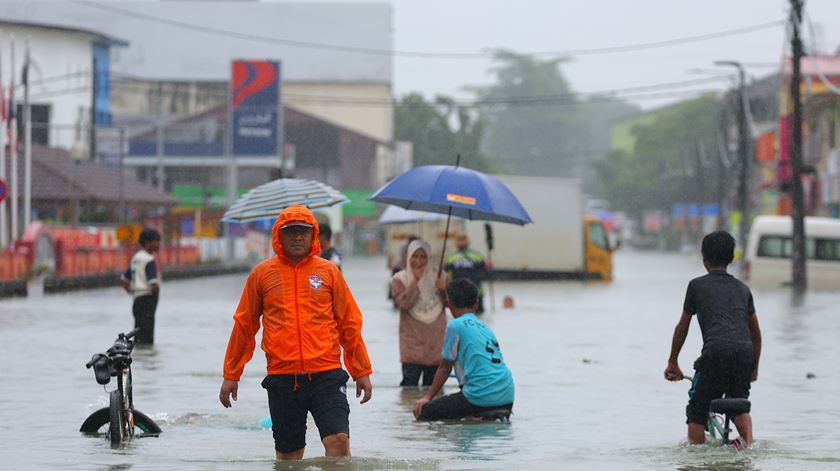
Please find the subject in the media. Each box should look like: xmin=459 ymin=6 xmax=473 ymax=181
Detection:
xmin=592 ymin=94 xmax=723 ymax=217
xmin=472 ymin=51 xmax=639 ymax=178
xmin=394 ymin=93 xmax=492 ymax=171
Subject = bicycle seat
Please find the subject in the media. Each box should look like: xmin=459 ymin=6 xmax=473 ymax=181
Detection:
xmin=710 ymin=398 xmax=751 ymax=416
xmin=472 ymin=409 xmax=511 ymax=423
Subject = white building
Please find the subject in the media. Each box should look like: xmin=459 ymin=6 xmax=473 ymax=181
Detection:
xmin=0 ymin=1 xmax=397 ymax=202
xmin=0 ymin=20 xmax=127 ymax=150
xmin=0 ymin=1 xmax=393 ymax=144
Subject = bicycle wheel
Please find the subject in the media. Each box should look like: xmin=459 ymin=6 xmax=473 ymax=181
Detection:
xmin=706 ymin=414 xmax=725 ymax=442
xmin=109 ymin=390 xmax=126 ymax=446
xmin=80 ymin=407 xmax=162 ymax=436
xmin=133 ymin=409 xmax=162 ymax=435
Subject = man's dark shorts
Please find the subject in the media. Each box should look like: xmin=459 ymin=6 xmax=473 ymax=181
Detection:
xmin=262 ymin=369 xmax=350 ymax=453
xmin=686 ymin=346 xmax=754 ymax=425
xmin=418 ymin=391 xmax=512 ymax=421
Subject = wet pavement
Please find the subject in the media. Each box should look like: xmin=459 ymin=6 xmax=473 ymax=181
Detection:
xmin=1 ymin=250 xmax=838 ymax=470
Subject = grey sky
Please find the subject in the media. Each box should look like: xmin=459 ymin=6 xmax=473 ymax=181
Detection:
xmin=388 ymin=0 xmax=840 ymax=108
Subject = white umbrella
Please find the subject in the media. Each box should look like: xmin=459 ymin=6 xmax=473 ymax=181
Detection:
xmin=222 ymin=178 xmax=348 ymax=223
xmin=377 ymin=205 xmax=452 ymax=225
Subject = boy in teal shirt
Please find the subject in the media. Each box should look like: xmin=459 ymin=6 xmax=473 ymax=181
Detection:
xmin=413 ymin=279 xmax=514 ymax=420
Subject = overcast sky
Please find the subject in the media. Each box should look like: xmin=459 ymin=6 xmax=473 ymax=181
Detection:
xmin=387 ymin=0 xmax=840 ymax=109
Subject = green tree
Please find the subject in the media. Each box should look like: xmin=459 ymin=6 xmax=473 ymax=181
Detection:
xmin=394 ymin=93 xmax=492 ymax=171
xmin=472 ymin=51 xmax=585 ymax=177
xmin=592 ymin=94 xmax=722 ymax=217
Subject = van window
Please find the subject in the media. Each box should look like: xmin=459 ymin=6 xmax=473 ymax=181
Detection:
xmin=588 ymin=222 xmax=609 ymax=250
xmin=756 ymin=236 xmax=840 ymax=261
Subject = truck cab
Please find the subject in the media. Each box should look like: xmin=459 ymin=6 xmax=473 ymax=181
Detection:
xmin=583 ymin=215 xmax=613 ymax=281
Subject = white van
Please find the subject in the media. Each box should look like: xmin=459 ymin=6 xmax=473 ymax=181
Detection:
xmin=745 ymin=215 xmax=840 ymax=290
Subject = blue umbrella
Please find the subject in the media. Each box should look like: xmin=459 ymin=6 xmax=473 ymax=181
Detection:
xmin=371 ymin=161 xmax=531 ymax=275
xmin=370 ymin=165 xmax=532 ymax=225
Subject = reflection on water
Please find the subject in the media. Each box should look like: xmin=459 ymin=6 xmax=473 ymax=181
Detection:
xmin=428 ymin=421 xmax=514 ymax=459
xmin=271 ymin=457 xmax=441 ymax=471
xmin=1 ymin=252 xmax=839 ymax=470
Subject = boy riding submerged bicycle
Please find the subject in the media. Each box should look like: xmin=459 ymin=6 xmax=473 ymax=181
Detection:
xmin=664 ymin=231 xmax=762 ymax=449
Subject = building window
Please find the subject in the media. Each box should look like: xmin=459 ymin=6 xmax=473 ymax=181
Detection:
xmin=16 ymin=103 xmax=51 ymax=146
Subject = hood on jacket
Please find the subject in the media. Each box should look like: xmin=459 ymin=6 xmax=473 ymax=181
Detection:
xmin=272 ymin=205 xmax=322 ymax=261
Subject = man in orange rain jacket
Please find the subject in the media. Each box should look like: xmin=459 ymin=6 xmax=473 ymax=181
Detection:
xmin=219 ymin=205 xmax=373 ymax=460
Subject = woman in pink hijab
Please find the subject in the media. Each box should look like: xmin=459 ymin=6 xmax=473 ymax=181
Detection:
xmin=390 ymin=239 xmax=447 ymax=386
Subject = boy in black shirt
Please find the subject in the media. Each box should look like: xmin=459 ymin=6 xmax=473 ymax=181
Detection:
xmin=664 ymin=231 xmax=762 ymax=447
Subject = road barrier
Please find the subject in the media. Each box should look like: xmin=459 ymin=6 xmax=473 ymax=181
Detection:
xmin=55 ymin=243 xmax=200 ymax=278
xmin=0 ymin=252 xmax=29 ymax=281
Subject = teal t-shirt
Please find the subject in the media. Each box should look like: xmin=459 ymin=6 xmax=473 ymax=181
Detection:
xmin=442 ymin=313 xmax=514 ymax=407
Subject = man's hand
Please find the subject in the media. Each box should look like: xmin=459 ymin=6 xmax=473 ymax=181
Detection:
xmin=751 ymin=368 xmax=758 ymax=382
xmin=355 ymin=375 xmax=372 ymax=404
xmin=664 ymin=361 xmax=684 ymax=381
xmin=120 ymin=280 xmax=131 ymax=294
xmin=413 ymin=397 xmax=431 ymax=419
xmin=219 ymin=379 xmax=238 ymax=408
xmin=151 ymin=283 xmax=160 ymax=295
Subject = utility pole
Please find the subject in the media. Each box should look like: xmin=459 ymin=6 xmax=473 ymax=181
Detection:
xmin=715 ymin=60 xmax=750 ymax=266
xmin=225 ymin=84 xmax=236 ymax=262
xmin=0 ymin=41 xmax=8 ymax=248
xmin=90 ymin=55 xmax=97 ymax=162
xmin=789 ymin=0 xmax=807 ymax=290
xmin=118 ymin=128 xmax=126 ymax=224
xmin=155 ymin=82 xmax=165 ymax=193
xmin=23 ymin=40 xmax=30 ymax=231
xmin=10 ymin=36 xmax=18 ymax=241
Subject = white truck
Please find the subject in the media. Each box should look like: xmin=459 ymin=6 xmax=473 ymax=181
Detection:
xmin=383 ymin=175 xmax=613 ymax=280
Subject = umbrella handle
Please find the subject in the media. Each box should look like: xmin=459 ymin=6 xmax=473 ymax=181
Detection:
xmin=438 ymin=206 xmax=454 ymax=278
xmin=438 ymin=153 xmax=461 ymax=276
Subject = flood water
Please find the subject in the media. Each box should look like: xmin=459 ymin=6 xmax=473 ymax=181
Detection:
xmin=1 ymin=250 xmax=838 ymax=470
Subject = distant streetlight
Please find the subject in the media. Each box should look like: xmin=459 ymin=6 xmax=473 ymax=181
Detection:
xmin=714 ymin=61 xmax=751 ymax=270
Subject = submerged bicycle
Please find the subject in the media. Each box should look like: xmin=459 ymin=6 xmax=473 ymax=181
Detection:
xmin=79 ymin=328 xmax=162 ymax=446
xmin=682 ymin=375 xmax=751 ymax=449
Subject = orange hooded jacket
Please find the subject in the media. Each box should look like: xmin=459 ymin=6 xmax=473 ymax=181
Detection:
xmin=223 ymin=205 xmax=372 ymax=381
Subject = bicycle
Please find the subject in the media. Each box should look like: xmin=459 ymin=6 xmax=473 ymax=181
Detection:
xmin=79 ymin=328 xmax=162 ymax=446
xmin=682 ymin=375 xmax=751 ymax=449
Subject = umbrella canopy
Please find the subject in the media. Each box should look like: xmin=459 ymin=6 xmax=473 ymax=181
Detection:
xmin=370 ymin=165 xmax=532 ymax=225
xmin=222 ymin=178 xmax=348 ymax=223
xmin=378 ymin=205 xmax=452 ymax=225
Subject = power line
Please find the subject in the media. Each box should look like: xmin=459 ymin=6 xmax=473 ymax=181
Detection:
xmin=113 ymin=73 xmax=728 ymax=105
xmin=70 ymin=0 xmax=783 ymax=59
xmin=32 ymin=80 xmax=720 ymax=108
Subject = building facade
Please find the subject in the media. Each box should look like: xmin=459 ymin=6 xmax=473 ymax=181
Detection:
xmin=0 ymin=20 xmax=126 ymax=150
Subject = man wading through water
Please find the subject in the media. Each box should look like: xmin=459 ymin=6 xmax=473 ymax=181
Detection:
xmin=219 ymin=205 xmax=373 ymax=460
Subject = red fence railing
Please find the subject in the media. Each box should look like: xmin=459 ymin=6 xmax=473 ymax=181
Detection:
xmin=55 ymin=243 xmax=200 ymax=277
xmin=0 ymin=251 xmax=29 ymax=281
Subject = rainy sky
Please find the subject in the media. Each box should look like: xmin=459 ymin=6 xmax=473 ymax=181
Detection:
xmin=379 ymin=0 xmax=840 ymax=108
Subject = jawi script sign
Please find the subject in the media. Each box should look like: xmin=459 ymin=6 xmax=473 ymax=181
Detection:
xmin=231 ymin=60 xmax=281 ymax=156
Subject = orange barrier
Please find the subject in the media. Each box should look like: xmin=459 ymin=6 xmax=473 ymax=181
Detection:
xmin=55 ymin=243 xmax=201 ymax=277
xmin=0 ymin=252 xmax=29 ymax=281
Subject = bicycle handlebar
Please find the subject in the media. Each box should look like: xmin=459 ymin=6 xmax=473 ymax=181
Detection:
xmin=121 ymin=328 xmax=141 ymax=340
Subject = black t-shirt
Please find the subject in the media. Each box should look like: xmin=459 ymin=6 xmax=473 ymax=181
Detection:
xmin=683 ymin=271 xmax=755 ymax=354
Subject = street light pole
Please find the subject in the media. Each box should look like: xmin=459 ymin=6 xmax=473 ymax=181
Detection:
xmin=789 ymin=0 xmax=807 ymax=291
xmin=714 ymin=60 xmax=751 ymax=266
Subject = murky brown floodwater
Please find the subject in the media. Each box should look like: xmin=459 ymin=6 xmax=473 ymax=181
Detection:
xmin=1 ymin=250 xmax=838 ymax=470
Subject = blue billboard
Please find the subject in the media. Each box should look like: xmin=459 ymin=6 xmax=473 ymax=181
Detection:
xmin=231 ymin=60 xmax=280 ymax=156
xmin=93 ymin=42 xmax=112 ymax=126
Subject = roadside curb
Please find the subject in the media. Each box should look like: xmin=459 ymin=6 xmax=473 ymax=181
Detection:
xmin=0 ymin=280 xmax=28 ymax=298
xmin=42 ymin=264 xmax=251 ymax=294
